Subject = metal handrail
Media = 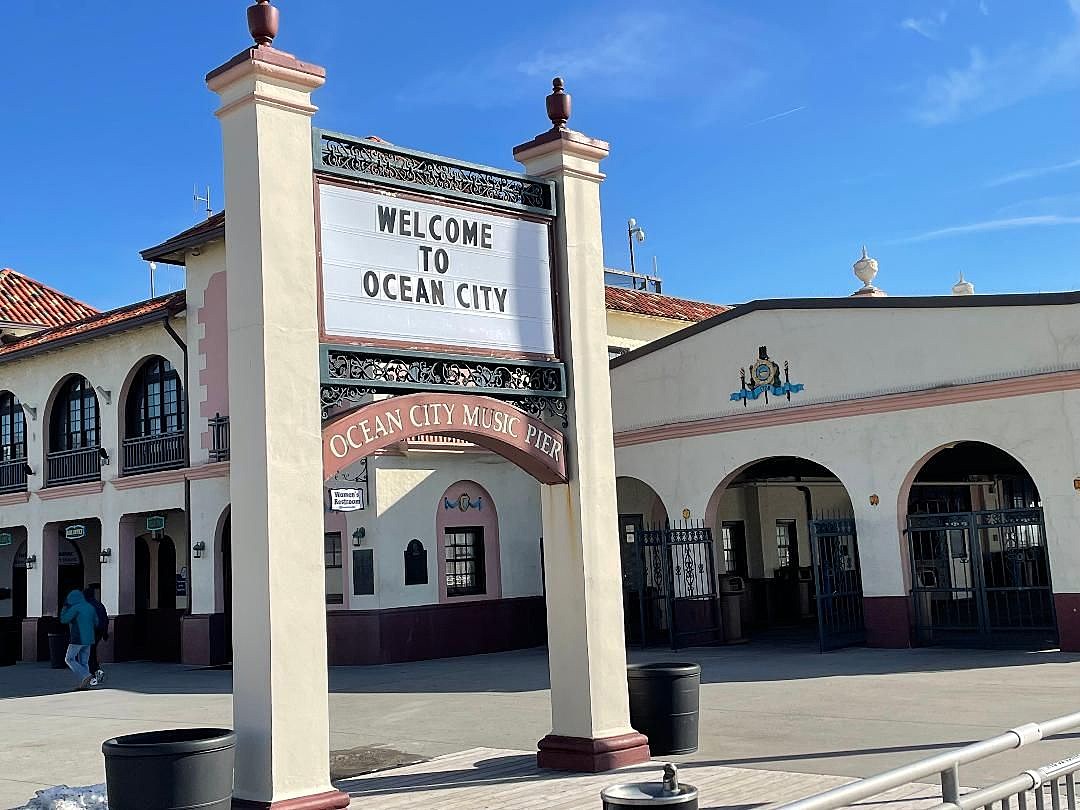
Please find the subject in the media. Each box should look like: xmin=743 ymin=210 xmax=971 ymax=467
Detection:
xmin=932 ymin=753 xmax=1080 ymax=810
xmin=774 ymin=711 xmax=1080 ymax=810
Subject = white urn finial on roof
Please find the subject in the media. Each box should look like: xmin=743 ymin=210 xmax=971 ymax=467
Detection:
xmin=851 ymin=245 xmax=886 ymax=297
xmin=952 ymin=271 xmax=975 ymax=296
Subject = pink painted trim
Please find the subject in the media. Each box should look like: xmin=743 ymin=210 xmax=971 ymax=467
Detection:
xmin=198 ymin=271 xmax=229 ymax=454
xmin=0 ymin=492 xmax=30 ymax=506
xmin=436 ymin=480 xmax=502 ymax=604
xmin=185 ymin=462 xmax=230 ymax=481
xmin=616 ymin=369 xmax=1080 ymax=448
xmin=37 ymin=481 xmax=105 ymax=501
xmin=111 ymin=467 xmax=189 ymax=490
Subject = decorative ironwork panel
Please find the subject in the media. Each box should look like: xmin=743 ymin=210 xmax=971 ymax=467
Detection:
xmin=320 ymin=344 xmax=566 ymax=421
xmin=809 ymin=515 xmax=865 ymax=652
xmin=314 ymin=129 xmax=556 ymax=217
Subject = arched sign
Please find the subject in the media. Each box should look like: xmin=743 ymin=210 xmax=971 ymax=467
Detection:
xmin=323 ymin=392 xmax=567 ymax=484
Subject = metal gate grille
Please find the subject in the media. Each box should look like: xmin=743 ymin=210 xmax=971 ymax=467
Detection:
xmin=810 ymin=516 xmax=866 ymax=651
xmin=907 ymin=508 xmax=1057 ymax=647
xmin=635 ymin=522 xmax=722 ymax=649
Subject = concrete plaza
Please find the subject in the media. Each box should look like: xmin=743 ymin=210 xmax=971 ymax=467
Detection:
xmin=2 ymin=641 xmax=1079 ymax=808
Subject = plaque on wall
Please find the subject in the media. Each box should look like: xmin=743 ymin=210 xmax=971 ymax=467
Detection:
xmin=404 ymin=539 xmax=428 ymax=586
xmin=353 ymin=548 xmax=375 ymax=596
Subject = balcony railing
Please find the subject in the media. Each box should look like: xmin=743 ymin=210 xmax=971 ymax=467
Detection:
xmin=46 ymin=447 xmax=101 ymax=487
xmin=209 ymin=414 xmax=230 ymax=462
xmin=0 ymin=458 xmax=28 ymax=494
xmin=122 ymin=431 xmax=187 ymax=476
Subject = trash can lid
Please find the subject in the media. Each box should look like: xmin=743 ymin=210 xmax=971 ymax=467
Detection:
xmin=600 ymin=781 xmax=699 ymax=805
xmin=627 ymin=662 xmax=701 ymax=677
xmin=102 ymin=728 xmax=236 ymax=757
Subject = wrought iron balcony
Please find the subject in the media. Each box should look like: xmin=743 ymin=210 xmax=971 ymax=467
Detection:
xmin=122 ymin=431 xmax=188 ymax=476
xmin=208 ymin=414 xmax=230 ymax=462
xmin=46 ymin=447 xmax=101 ymax=487
xmin=0 ymin=458 xmax=28 ymax=494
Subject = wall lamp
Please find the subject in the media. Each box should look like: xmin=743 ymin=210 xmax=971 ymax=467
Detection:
xmin=98 ymin=447 xmax=110 ymax=465
xmin=352 ymin=527 xmax=366 ymax=547
xmin=99 ymin=548 xmax=112 ymax=565
xmin=21 ymin=403 xmax=37 ymax=421
xmin=95 ymin=386 xmax=112 ymax=405
xmin=23 ymin=463 xmax=34 ymax=477
xmin=193 ymin=541 xmax=206 ymax=559
xmin=25 ymin=554 xmax=37 ymax=571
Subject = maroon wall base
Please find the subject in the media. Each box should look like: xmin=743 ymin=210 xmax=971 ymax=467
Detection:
xmin=1055 ymin=594 xmax=1080 ymax=652
xmin=21 ymin=617 xmax=50 ymax=662
xmin=863 ymin=596 xmax=911 ymax=648
xmin=181 ymin=613 xmax=229 ymax=667
xmin=231 ymin=789 xmax=350 ymax=809
xmin=97 ymin=615 xmax=137 ymax=664
xmin=537 ymin=732 xmax=650 ymax=772
xmin=326 ymin=596 xmax=546 ymax=666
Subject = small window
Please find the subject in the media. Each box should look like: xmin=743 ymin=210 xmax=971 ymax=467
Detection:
xmin=324 ymin=532 xmax=342 ymax=569
xmin=444 ymin=527 xmax=485 ymax=597
xmin=776 ymin=521 xmax=795 ymax=569
xmin=720 ymin=525 xmax=736 ymax=573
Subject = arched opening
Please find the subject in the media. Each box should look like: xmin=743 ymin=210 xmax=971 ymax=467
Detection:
xmin=0 ymin=391 xmax=27 ymax=493
xmin=221 ymin=515 xmax=232 ymax=663
xmin=903 ymin=441 xmax=1054 ymax=648
xmin=133 ymin=533 xmax=183 ymax=661
xmin=435 ymin=481 xmax=501 ymax=603
xmin=46 ymin=375 xmax=101 ymax=486
xmin=615 ymin=476 xmax=670 ymax=644
xmin=56 ymin=538 xmax=85 ymax=614
xmin=707 ymin=456 xmax=862 ymax=650
xmin=122 ymin=356 xmax=186 ymax=475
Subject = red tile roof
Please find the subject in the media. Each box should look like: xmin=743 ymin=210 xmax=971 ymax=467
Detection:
xmin=0 ymin=291 xmax=185 ymax=359
xmin=604 ymin=286 xmax=729 ymax=322
xmin=0 ymin=268 xmax=99 ymax=329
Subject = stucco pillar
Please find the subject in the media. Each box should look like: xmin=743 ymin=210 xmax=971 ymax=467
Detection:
xmin=514 ymin=81 xmax=650 ymax=772
xmin=852 ymin=501 xmax=911 ymax=648
xmin=207 ymin=7 xmax=345 ymax=808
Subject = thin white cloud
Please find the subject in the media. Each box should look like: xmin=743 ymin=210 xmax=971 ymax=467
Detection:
xmin=901 ymin=10 xmax=948 ymax=40
xmin=895 ymin=215 xmax=1080 ymax=242
xmin=986 ymin=157 xmax=1080 ymax=187
xmin=746 ymin=105 xmax=806 ymax=127
xmin=979 ymin=0 xmax=990 ymax=15
xmin=997 ymin=190 xmax=1080 ymax=214
xmin=912 ymin=1 xmax=1080 ymax=125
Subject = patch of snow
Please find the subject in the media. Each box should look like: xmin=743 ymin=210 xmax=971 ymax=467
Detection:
xmin=17 ymin=784 xmax=108 ymax=809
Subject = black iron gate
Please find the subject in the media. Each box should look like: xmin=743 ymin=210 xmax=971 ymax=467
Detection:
xmin=635 ymin=522 xmax=722 ymax=649
xmin=907 ymin=508 xmax=1057 ymax=647
xmin=809 ymin=516 xmax=866 ymax=651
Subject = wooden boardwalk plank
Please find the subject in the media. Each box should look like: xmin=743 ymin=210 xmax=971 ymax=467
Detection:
xmin=338 ymin=747 xmax=956 ymax=810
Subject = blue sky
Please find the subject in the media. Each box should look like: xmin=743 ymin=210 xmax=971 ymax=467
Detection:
xmin=4 ymin=1 xmax=1080 ymax=310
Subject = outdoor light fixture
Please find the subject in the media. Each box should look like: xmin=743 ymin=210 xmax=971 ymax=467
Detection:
xmin=25 ymin=554 xmax=36 ymax=571
xmin=99 ymin=548 xmax=112 ymax=565
xmin=21 ymin=403 xmax=37 ymax=421
xmin=193 ymin=541 xmax=206 ymax=559
xmin=23 ymin=463 xmax=33 ymax=476
xmin=98 ymin=447 xmax=110 ymax=465
xmin=1074 ymin=478 xmax=1080 ymax=492
xmin=352 ymin=527 xmax=366 ymax=547
xmin=95 ymin=386 xmax=112 ymax=405
xmin=627 ymin=217 xmax=647 ymax=276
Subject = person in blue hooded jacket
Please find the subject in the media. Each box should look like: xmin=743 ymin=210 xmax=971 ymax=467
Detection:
xmin=59 ymin=589 xmax=97 ymax=690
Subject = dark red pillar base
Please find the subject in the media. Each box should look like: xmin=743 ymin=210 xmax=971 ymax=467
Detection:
xmin=181 ymin=613 xmax=229 ymax=666
xmin=21 ymin=616 xmax=59 ymax=662
xmin=97 ymin=614 xmax=137 ymax=663
xmin=537 ymin=732 xmax=650 ymax=772
xmin=231 ymin=789 xmax=350 ymax=809
xmin=1055 ymin=594 xmax=1080 ymax=651
xmin=863 ymin=596 xmax=911 ymax=648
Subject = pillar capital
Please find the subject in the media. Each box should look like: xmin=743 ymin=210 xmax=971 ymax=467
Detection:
xmin=207 ymin=46 xmax=325 ymax=119
xmin=514 ymin=77 xmax=609 ymax=179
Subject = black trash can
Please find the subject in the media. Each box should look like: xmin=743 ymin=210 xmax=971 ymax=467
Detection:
xmin=627 ymin=663 xmax=701 ymax=755
xmin=102 ymin=728 xmax=235 ymax=810
xmin=48 ymin=631 xmax=68 ymax=669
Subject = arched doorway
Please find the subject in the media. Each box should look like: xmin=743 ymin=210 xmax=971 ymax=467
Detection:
xmin=706 ymin=456 xmax=863 ymax=650
xmin=221 ymin=516 xmax=232 ymax=663
xmin=133 ymin=534 xmax=182 ymax=661
xmin=56 ymin=538 xmax=85 ymax=613
xmin=903 ymin=441 xmax=1055 ymax=648
xmin=615 ymin=477 xmax=674 ymax=645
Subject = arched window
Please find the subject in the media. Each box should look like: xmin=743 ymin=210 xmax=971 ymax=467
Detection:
xmin=127 ymin=357 xmax=184 ymax=438
xmin=0 ymin=391 xmax=26 ymax=461
xmin=50 ymin=376 xmax=99 ymax=451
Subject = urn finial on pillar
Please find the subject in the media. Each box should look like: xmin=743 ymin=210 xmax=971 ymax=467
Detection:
xmin=247 ymin=0 xmax=279 ymax=47
xmin=546 ymin=77 xmax=572 ymax=130
xmin=852 ymin=244 xmax=887 ymax=297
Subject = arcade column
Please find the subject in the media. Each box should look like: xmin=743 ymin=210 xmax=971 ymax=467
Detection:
xmin=97 ymin=514 xmax=138 ymax=662
xmin=514 ymin=80 xmax=650 ymax=771
xmin=206 ymin=3 xmax=346 ymax=808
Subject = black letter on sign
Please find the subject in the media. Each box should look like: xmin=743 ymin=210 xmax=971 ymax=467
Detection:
xmin=377 ymin=206 xmax=397 ymax=233
xmin=418 ymin=245 xmax=433 ymax=272
xmin=362 ymin=270 xmax=380 ymax=298
xmin=481 ymin=223 xmax=493 ymax=249
xmin=434 ymin=248 xmax=450 ymax=274
xmin=462 ymin=220 xmax=478 ymax=247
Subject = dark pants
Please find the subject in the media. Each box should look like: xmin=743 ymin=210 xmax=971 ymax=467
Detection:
xmin=88 ymin=630 xmax=104 ymax=673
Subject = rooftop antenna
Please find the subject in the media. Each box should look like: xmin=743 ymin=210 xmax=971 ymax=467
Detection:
xmin=194 ymin=184 xmax=213 ymax=218
xmin=651 ymin=256 xmax=662 ymax=293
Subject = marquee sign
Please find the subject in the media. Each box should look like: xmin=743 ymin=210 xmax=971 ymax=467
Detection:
xmin=318 ymin=183 xmax=556 ymax=357
xmin=323 ymin=392 xmax=567 ymax=485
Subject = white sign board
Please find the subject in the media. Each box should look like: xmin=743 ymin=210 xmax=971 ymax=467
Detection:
xmin=329 ymin=488 xmax=365 ymax=512
xmin=319 ymin=184 xmax=555 ymax=356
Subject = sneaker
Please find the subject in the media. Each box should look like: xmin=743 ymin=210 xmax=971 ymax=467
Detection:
xmin=76 ymin=675 xmax=92 ymax=691
xmin=89 ymin=678 xmax=99 ymax=687
xmin=94 ymin=669 xmax=105 ymax=683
